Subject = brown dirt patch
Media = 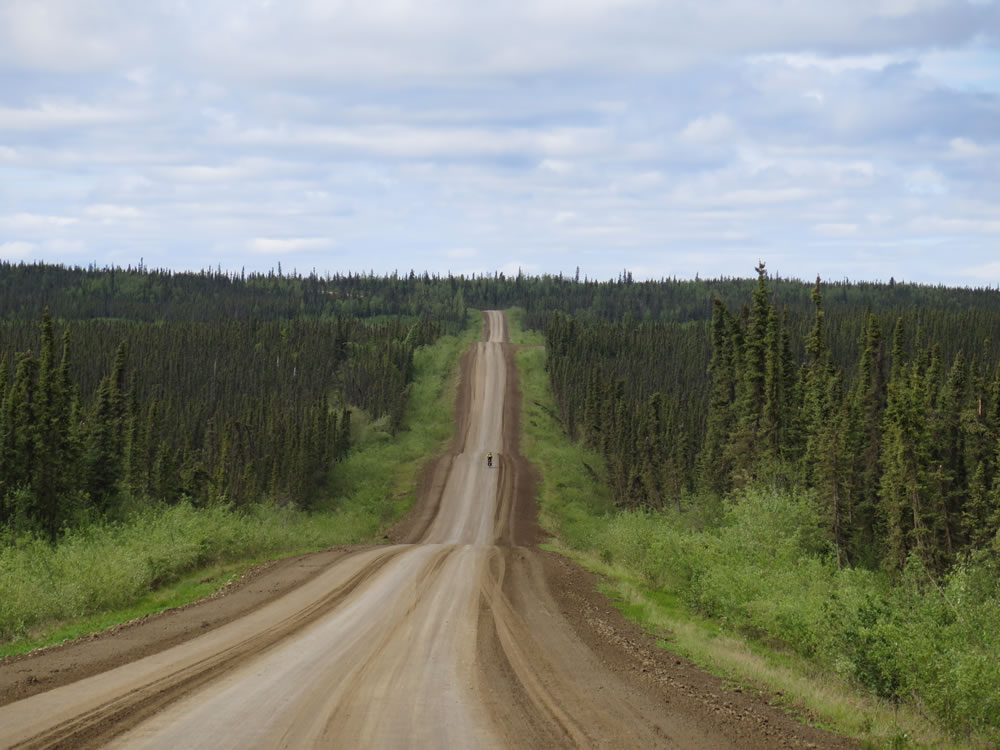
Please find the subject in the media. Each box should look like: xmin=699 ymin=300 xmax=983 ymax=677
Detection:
xmin=536 ymin=549 xmax=859 ymax=749
xmin=0 ymin=547 xmax=363 ymax=707
xmin=500 ymin=340 xmax=541 ymax=548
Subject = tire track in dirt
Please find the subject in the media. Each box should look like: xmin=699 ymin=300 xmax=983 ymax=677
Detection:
xmin=0 ymin=311 xmax=857 ymax=749
xmin=0 ymin=546 xmax=407 ymax=749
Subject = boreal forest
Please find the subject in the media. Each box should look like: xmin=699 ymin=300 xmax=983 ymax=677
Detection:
xmin=4 ymin=259 xmax=1000 ymax=563
xmin=2 ymin=259 xmax=999 ymax=741
xmin=0 ymin=301 xmax=439 ymax=537
xmin=545 ymin=262 xmax=1000 ymax=574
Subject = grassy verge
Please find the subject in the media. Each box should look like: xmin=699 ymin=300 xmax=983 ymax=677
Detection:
xmin=0 ymin=561 xmax=245 ymax=660
xmin=509 ymin=309 xmax=994 ymax=750
xmin=318 ymin=309 xmax=481 ymax=533
xmin=0 ymin=311 xmax=481 ymax=658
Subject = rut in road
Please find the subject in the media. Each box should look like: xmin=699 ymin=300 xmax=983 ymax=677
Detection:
xmin=0 ymin=311 xmax=738 ymax=749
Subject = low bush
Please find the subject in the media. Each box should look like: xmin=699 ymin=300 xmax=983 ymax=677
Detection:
xmin=0 ymin=501 xmax=360 ymax=640
xmin=589 ymin=489 xmax=1000 ymax=740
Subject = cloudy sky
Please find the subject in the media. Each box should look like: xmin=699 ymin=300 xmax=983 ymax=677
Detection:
xmin=1 ymin=1 xmax=999 ymax=285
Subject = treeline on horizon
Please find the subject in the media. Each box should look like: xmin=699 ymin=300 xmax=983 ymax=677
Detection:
xmin=545 ymin=263 xmax=1000 ymax=576
xmin=3 ymin=259 xmax=999 ymax=334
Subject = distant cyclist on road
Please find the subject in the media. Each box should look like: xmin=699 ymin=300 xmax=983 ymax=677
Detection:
xmin=487 ymin=452 xmax=493 ymax=468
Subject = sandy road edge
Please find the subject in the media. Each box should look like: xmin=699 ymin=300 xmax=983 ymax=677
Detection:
xmin=385 ymin=345 xmax=473 ymax=545
xmin=0 ymin=546 xmax=376 ymax=706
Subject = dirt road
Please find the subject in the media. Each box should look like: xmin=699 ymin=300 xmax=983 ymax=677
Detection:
xmin=0 ymin=311 xmax=854 ymax=749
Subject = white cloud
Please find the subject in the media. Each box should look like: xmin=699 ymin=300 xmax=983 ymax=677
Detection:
xmin=537 ymin=159 xmax=574 ymax=175
xmin=156 ymin=158 xmax=300 ymax=183
xmin=125 ymin=67 xmax=152 ymax=86
xmin=233 ymin=124 xmax=608 ymax=159
xmin=572 ymin=225 xmax=627 ymax=237
xmin=867 ymin=213 xmax=893 ymax=226
xmin=0 ymin=101 xmax=137 ymax=130
xmin=248 ymin=237 xmax=333 ymax=254
xmin=85 ymin=204 xmax=144 ymax=220
xmin=961 ymin=261 xmax=1000 ymax=281
xmin=445 ymin=247 xmax=479 ymax=259
xmin=816 ymin=222 xmax=859 ymax=236
xmin=721 ymin=188 xmax=814 ymax=205
xmin=158 ymin=165 xmax=248 ymax=182
xmin=0 ymin=213 xmax=78 ymax=229
xmin=874 ymin=0 xmax=952 ymax=18
xmin=751 ymin=53 xmax=899 ymax=73
xmin=948 ymin=137 xmax=990 ymax=158
xmin=43 ymin=238 xmax=87 ymax=255
xmin=182 ymin=0 xmax=995 ymax=82
xmin=0 ymin=241 xmax=36 ymax=260
xmin=1 ymin=0 xmax=994 ymax=85
xmin=611 ymin=171 xmax=664 ymax=191
xmin=679 ymin=114 xmax=736 ymax=144
xmin=904 ymin=168 xmax=948 ymax=195
xmin=911 ymin=217 xmax=1000 ymax=233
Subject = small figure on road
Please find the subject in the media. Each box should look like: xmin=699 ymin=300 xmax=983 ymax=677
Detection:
xmin=487 ymin=452 xmax=493 ymax=468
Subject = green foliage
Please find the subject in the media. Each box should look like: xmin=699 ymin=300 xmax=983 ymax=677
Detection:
xmin=0 ymin=502 xmax=343 ymax=640
xmin=541 ymin=266 xmax=1000 ymax=576
xmin=561 ymin=483 xmax=1000 ymax=741
xmin=0 ymin=314 xmax=443 ymax=533
xmin=514 ymin=308 xmax=1000 ymax=744
xmin=544 ymin=311 xmax=710 ymax=507
xmin=0 ymin=313 xmax=475 ymax=648
xmin=0 ymin=262 xmax=471 ymax=332
xmin=514 ymin=343 xmax=615 ymax=551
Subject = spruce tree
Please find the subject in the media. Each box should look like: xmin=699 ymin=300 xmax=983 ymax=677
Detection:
xmin=847 ymin=313 xmax=886 ymax=565
xmin=880 ymin=363 xmax=935 ymax=574
xmin=760 ymin=303 xmax=782 ymax=461
xmin=0 ymin=355 xmax=10 ymax=523
xmin=7 ymin=353 xmax=40 ymax=529
xmin=803 ymin=277 xmax=832 ymax=482
xmin=86 ymin=375 xmax=121 ymax=511
xmin=929 ymin=349 xmax=967 ymax=560
xmin=31 ymin=310 xmax=70 ymax=537
xmin=728 ymin=262 xmax=771 ymax=484
xmin=698 ymin=299 xmax=737 ymax=495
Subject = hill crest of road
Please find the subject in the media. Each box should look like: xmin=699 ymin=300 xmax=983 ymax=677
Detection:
xmin=0 ymin=311 xmax=855 ymax=749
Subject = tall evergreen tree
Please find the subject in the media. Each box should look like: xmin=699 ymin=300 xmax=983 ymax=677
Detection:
xmin=727 ymin=262 xmax=772 ymax=484
xmin=846 ymin=313 xmax=886 ymax=566
xmin=880 ymin=363 xmax=935 ymax=574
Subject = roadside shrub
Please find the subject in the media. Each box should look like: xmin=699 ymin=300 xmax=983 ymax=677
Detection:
xmin=891 ymin=557 xmax=1000 ymax=738
xmin=587 ymin=487 xmax=1000 ymax=739
xmin=0 ymin=502 xmax=350 ymax=641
